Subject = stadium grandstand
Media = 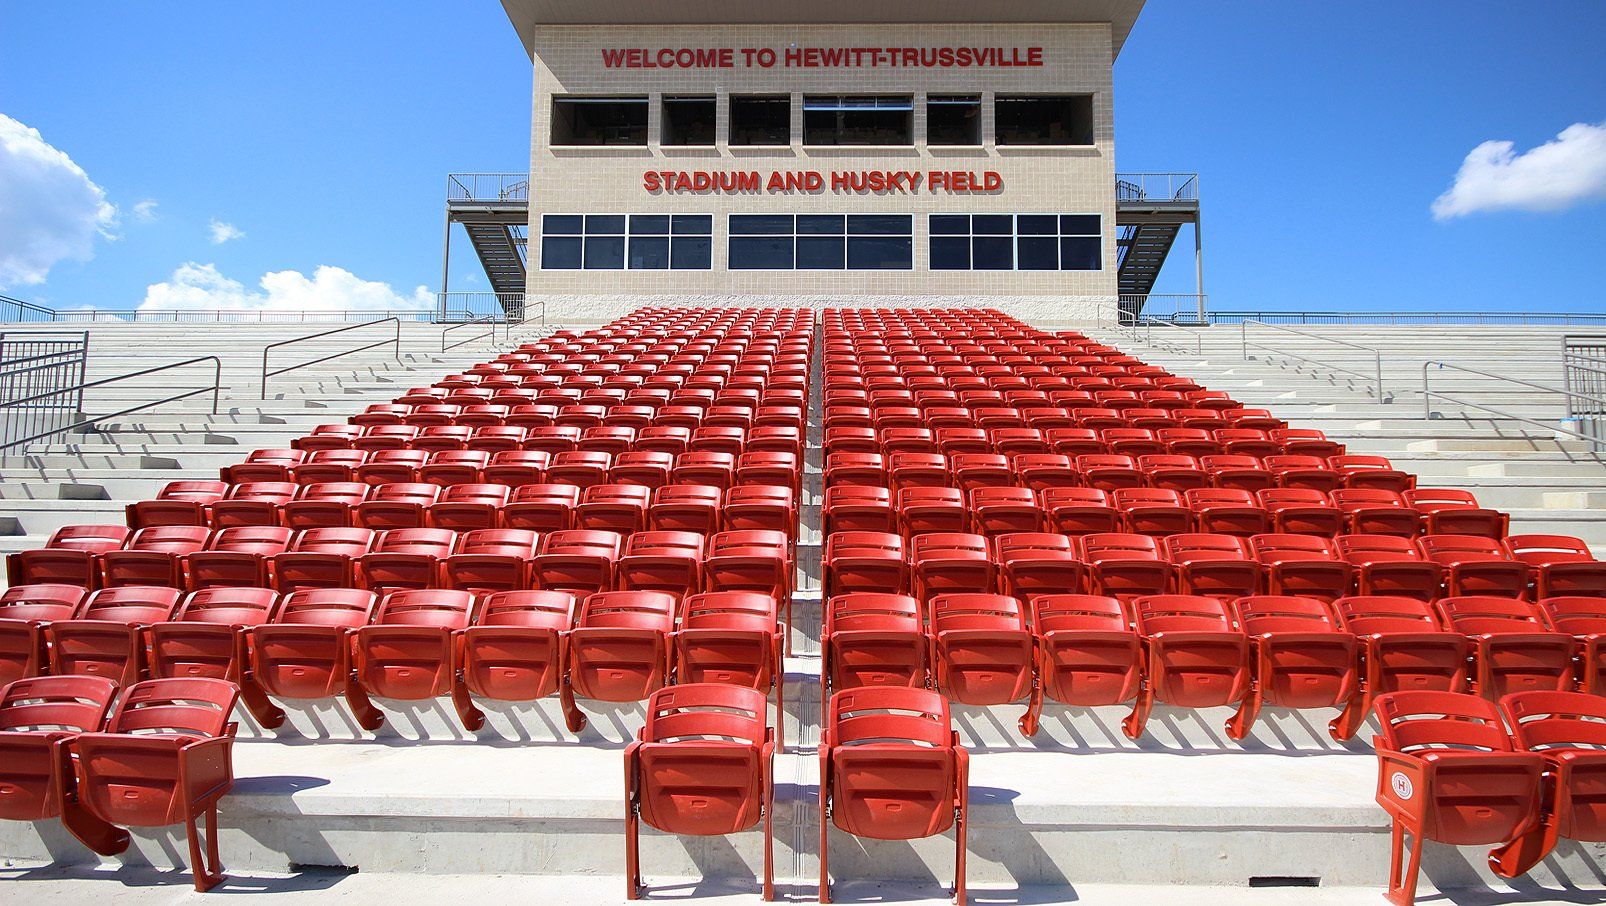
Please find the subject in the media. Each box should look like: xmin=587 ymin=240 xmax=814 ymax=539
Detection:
xmin=2 ymin=2 xmax=1605 ymax=905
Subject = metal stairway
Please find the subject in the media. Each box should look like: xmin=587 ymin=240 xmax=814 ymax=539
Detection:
xmin=462 ymin=222 xmax=527 ymax=295
xmin=1116 ymin=222 xmax=1182 ymax=296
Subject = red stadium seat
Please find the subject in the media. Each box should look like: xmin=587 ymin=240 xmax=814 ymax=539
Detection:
xmin=186 ymin=526 xmax=293 ymax=589
xmin=1489 ymin=692 xmax=1606 ymax=878
xmin=1080 ymin=533 xmax=1171 ymax=599
xmin=1332 ymin=489 xmax=1422 ymax=538
xmin=928 ymin=593 xmax=1041 ymax=734
xmin=723 ymin=485 xmax=796 ymax=536
xmin=419 ymin=450 xmax=492 ymax=486
xmin=1252 ymin=534 xmax=1353 ymax=600
xmin=561 ymin=590 xmax=678 ymax=732
xmin=617 ymin=531 xmax=704 ymax=598
xmin=270 ymin=527 xmax=376 ymax=591
xmin=672 ymin=592 xmax=784 ymax=744
xmin=355 ymin=449 xmax=430 ymax=486
xmin=1329 ymin=596 xmax=1469 ymax=740
xmin=457 ymin=590 xmax=575 ymax=706
xmin=609 ymin=451 xmax=675 ymax=488
xmin=1405 ymin=488 xmax=1508 ymax=539
xmin=1040 ymin=487 xmax=1121 ymax=536
xmin=354 ymin=483 xmax=439 ymax=530
xmin=1201 ymin=454 xmax=1273 ymax=493
xmin=824 ymin=452 xmax=886 ymax=488
xmin=1331 ymin=454 xmax=1414 ymax=493
xmin=98 ymin=526 xmax=210 ymax=588
xmin=126 ymin=481 xmax=227 ymax=528
xmin=996 ymin=533 xmax=1084 ymax=601
xmin=1165 ymin=534 xmax=1260 ymax=600
xmin=819 ymin=687 xmax=968 ymax=905
xmin=1034 ymin=595 xmax=1140 ymax=706
xmin=1225 ymin=595 xmax=1357 ymax=740
xmin=281 ymin=482 xmax=368 ymax=530
xmin=1370 ymin=691 xmax=1543 ymax=906
xmin=1264 ymin=455 xmax=1342 ymax=493
xmin=223 ymin=449 xmax=303 ymax=484
xmin=823 ymin=532 xmax=906 ymax=598
xmin=0 ymin=584 xmax=88 ymax=685
xmin=1012 ymin=453 xmax=1079 ymax=491
xmin=0 ymin=675 xmax=118 ymax=826
xmin=290 ymin=451 xmax=369 ymax=485
xmin=251 ymin=588 xmax=382 ymax=726
xmin=573 ymin=484 xmax=651 ymax=534
xmin=1541 ymin=596 xmax=1606 ymax=694
xmin=1257 ymin=488 xmax=1343 ymax=537
xmin=822 ymin=485 xmax=892 ymax=536
xmin=1138 ymin=454 xmax=1209 ymax=492
xmin=547 ymin=450 xmax=612 ymax=488
xmin=1185 ymin=488 xmax=1270 ymax=537
xmin=647 ymin=484 xmax=721 ymax=534
xmin=357 ymin=528 xmax=457 ymax=593
xmin=624 ymin=684 xmax=775 ymax=900
xmin=531 ymin=530 xmax=622 ymax=596
xmin=47 ymin=586 xmax=182 ymax=684
xmin=441 ymin=529 xmax=540 ymax=593
xmin=62 ymin=678 xmax=242 ymax=891
xmin=969 ymin=486 xmax=1042 ymax=537
xmin=1270 ymin=428 xmax=1344 ymax=458
xmin=427 ymin=483 xmax=510 ymax=531
xmin=296 ymin=424 xmax=364 ymax=451
xmin=1418 ymin=535 xmax=1529 ymax=598
xmin=1507 ymin=534 xmax=1606 ymax=599
xmin=504 ymin=483 xmax=581 ymax=532
xmin=1112 ymin=487 xmax=1190 ymax=536
xmin=1435 ymin=596 xmax=1573 ymax=699
xmin=911 ymin=533 xmax=994 ymax=600
xmin=351 ymin=589 xmax=478 ymax=728
xmin=147 ymin=587 xmax=282 ymax=725
xmin=736 ymin=451 xmax=800 ymax=493
xmin=1075 ymin=454 xmax=1144 ymax=491
xmin=1337 ymin=534 xmax=1443 ymax=601
xmin=1122 ymin=595 xmax=1249 ymax=739
xmin=822 ymin=593 xmax=926 ymax=694
xmin=481 ymin=450 xmax=549 ymax=488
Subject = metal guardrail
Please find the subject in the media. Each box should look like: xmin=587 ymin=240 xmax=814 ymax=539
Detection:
xmin=1 ymin=331 xmax=88 ymax=450
xmin=1119 ymin=293 xmax=1208 ymax=324
xmin=0 ymin=295 xmax=57 ymax=323
xmin=1115 ymin=173 xmax=1199 ymax=203
xmin=260 ymin=318 xmax=401 ymax=398
xmin=0 ymin=354 xmax=222 ymax=453
xmin=1423 ymin=360 xmax=1606 ymax=451
xmin=447 ymin=174 xmax=530 ymax=203
xmin=1241 ymin=320 xmax=1386 ymax=400
xmin=442 ymin=316 xmax=502 ymax=353
xmin=1207 ymin=310 xmax=1606 ymax=326
xmin=1563 ymin=335 xmax=1606 ymax=451
xmin=436 ymin=292 xmax=532 ymax=325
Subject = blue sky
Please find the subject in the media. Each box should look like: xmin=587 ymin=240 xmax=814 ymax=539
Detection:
xmin=2 ymin=1 xmax=1603 ymax=313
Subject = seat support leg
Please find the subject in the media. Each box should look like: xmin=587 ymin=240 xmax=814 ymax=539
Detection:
xmin=1122 ymin=684 xmax=1154 ymax=740
xmin=1385 ymin=819 xmax=1425 ymax=906
xmin=452 ymin=674 xmax=485 ymax=732
xmin=53 ymin=739 xmax=128 ymax=856
xmin=1225 ymin=686 xmax=1263 ymax=741
xmin=184 ymin=800 xmax=227 ymax=892
xmin=1329 ymin=687 xmax=1371 ymax=741
xmin=344 ymin=676 xmax=384 ymax=731
xmin=560 ymin=674 xmax=588 ymax=733
xmin=1489 ymin=774 xmax=1559 ymax=879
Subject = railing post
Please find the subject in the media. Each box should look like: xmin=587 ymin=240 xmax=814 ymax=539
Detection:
xmin=211 ymin=357 xmax=222 ymax=414
xmin=1376 ymin=351 xmax=1384 ymax=402
xmin=1240 ymin=321 xmax=1248 ymax=360
xmin=1422 ymin=362 xmax=1433 ymax=421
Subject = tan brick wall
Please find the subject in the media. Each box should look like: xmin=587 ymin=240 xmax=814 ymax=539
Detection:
xmin=525 ymin=23 xmax=1119 ymax=316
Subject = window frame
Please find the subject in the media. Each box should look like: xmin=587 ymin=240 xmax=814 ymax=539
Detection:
xmin=549 ymin=95 xmax=651 ymax=147
xmin=993 ymin=94 xmax=1096 ymax=147
xmin=729 ymin=94 xmax=793 ymax=147
xmin=726 ymin=213 xmax=915 ymax=272
xmin=540 ymin=213 xmax=713 ymax=271
xmin=927 ymin=213 xmax=1104 ymax=272
xmin=801 ymin=95 xmax=915 ymax=147
xmin=926 ymin=94 xmax=983 ymax=147
xmin=661 ymin=95 xmax=718 ymax=148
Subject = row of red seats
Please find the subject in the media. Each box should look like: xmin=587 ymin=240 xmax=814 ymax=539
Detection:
xmin=123 ymin=474 xmax=796 ymax=533
xmin=4 ymin=527 xmax=791 ymax=601
xmin=291 ymin=422 xmax=805 ymax=456
xmin=0 ymin=584 xmax=784 ymax=739
xmin=0 ymin=676 xmax=239 ymax=891
xmin=827 ymin=426 xmax=1367 ymax=459
xmin=825 ymin=482 xmax=1513 ymax=540
xmin=822 ymin=592 xmax=1606 ymax=742
xmin=1373 ymin=690 xmax=1606 ymax=905
xmin=820 ymin=530 xmax=1603 ymax=603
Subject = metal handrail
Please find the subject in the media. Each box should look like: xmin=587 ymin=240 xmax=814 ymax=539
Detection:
xmin=1207 ymin=310 xmax=1606 ymax=326
xmin=1422 ymin=360 xmax=1606 ymax=445
xmin=1241 ymin=320 xmax=1386 ymax=400
xmin=0 ymin=355 xmax=222 ymax=452
xmin=442 ymin=316 xmax=500 ymax=352
xmin=260 ymin=318 xmax=401 ymax=398
xmin=1142 ymin=317 xmax=1204 ymax=356
xmin=0 ymin=295 xmax=58 ymax=322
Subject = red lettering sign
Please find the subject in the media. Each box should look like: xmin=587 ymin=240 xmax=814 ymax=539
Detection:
xmin=603 ymin=46 xmax=1043 ymax=69
xmin=645 ymin=170 xmax=1002 ymax=195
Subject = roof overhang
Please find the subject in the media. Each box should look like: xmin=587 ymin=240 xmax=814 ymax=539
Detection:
xmin=500 ymin=1 xmax=1145 ymax=60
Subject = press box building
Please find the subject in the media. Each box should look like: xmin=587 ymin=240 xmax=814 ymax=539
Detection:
xmin=445 ymin=1 xmax=1201 ymax=320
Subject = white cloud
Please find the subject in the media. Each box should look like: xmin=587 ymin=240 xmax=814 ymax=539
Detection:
xmin=0 ymin=113 xmax=119 ymax=288
xmin=131 ymin=199 xmax=159 ymax=223
xmin=1432 ymin=121 xmax=1606 ymax=220
xmin=139 ymin=262 xmax=433 ymax=314
xmin=208 ymin=219 xmax=245 ymax=244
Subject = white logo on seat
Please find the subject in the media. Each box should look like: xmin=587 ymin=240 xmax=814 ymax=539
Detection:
xmin=1391 ymin=772 xmax=1413 ymax=800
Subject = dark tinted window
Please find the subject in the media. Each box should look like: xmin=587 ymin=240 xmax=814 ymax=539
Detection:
xmin=995 ymin=95 xmax=1094 ymax=146
xmin=930 ymin=236 xmax=971 ymax=270
xmin=927 ymin=95 xmax=981 ymax=146
xmin=731 ymin=96 xmax=791 ymax=146
xmin=542 ymin=236 xmax=582 ymax=269
xmin=662 ymin=97 xmax=716 ymax=146
xmin=730 ymin=237 xmax=793 ymax=269
xmin=628 ymin=237 xmax=670 ymax=269
xmin=583 ymin=236 xmax=625 ymax=269
xmin=551 ymin=97 xmax=648 ymax=146
xmin=803 ymin=96 xmax=913 ymax=146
